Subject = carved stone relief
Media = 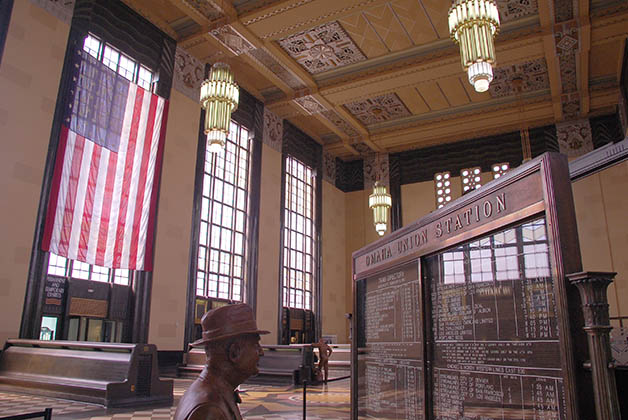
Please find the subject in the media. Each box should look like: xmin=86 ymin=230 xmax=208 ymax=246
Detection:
xmin=29 ymin=0 xmax=75 ymax=25
xmin=263 ymin=108 xmax=283 ymax=151
xmin=321 ymin=110 xmax=359 ymax=138
xmin=278 ymin=21 xmax=366 ymax=74
xmin=210 ymin=25 xmax=256 ymax=56
xmin=352 ymin=142 xmax=373 ymax=156
xmin=294 ymin=95 xmax=327 ymax=115
xmin=345 ymin=93 xmax=411 ymax=126
xmin=173 ymin=46 xmax=205 ymax=102
xmin=556 ymin=119 xmax=593 ymax=157
xmin=323 ymin=151 xmax=336 ymax=184
xmin=496 ymin=0 xmax=538 ymax=23
xmin=554 ymin=0 xmax=574 ymax=23
xmin=363 ymin=153 xmax=389 ymax=189
xmin=490 ymin=58 xmax=550 ymax=97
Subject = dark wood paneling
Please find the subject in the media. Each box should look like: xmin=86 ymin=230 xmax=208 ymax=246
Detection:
xmin=392 ymin=131 xmax=525 ymax=185
xmin=590 ymin=113 xmax=624 ymax=148
xmin=389 ymin=154 xmax=402 ymax=232
xmin=622 ymin=41 xmax=628 ymax=121
xmin=0 ymin=0 xmax=13 ymax=68
xmin=530 ymin=124 xmax=559 ymax=156
xmin=282 ymin=121 xmax=323 ymax=170
xmin=335 ymin=159 xmax=364 ymax=192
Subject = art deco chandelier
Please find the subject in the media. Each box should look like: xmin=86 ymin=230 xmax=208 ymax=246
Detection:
xmin=200 ymin=63 xmax=239 ymax=153
xmin=369 ymin=181 xmax=392 ymax=236
xmin=448 ymin=0 xmax=501 ymax=93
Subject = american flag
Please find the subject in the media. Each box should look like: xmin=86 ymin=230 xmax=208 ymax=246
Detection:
xmin=42 ymin=49 xmax=169 ymax=271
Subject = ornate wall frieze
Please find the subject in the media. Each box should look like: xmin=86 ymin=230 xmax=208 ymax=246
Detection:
xmin=173 ymin=46 xmax=205 ymax=102
xmin=278 ymin=21 xmax=366 ymax=74
xmin=554 ymin=0 xmax=574 ymax=23
xmin=29 ymin=0 xmax=75 ymax=25
xmin=294 ymin=95 xmax=327 ymax=115
xmin=345 ymin=93 xmax=411 ymax=126
xmin=490 ymin=58 xmax=550 ymax=97
xmin=496 ymin=0 xmax=538 ymax=23
xmin=263 ymin=108 xmax=283 ymax=151
xmin=210 ymin=25 xmax=256 ymax=56
xmin=321 ymin=110 xmax=359 ymax=138
xmin=556 ymin=118 xmax=593 ymax=157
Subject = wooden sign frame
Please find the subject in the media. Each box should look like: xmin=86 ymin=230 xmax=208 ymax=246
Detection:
xmin=351 ymin=153 xmax=588 ymax=419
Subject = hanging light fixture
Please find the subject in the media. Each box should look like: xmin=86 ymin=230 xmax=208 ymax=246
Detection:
xmin=369 ymin=181 xmax=392 ymax=236
xmin=200 ymin=62 xmax=239 ymax=153
xmin=448 ymin=0 xmax=500 ymax=93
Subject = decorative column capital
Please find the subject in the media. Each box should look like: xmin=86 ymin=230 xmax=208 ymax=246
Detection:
xmin=567 ymin=271 xmax=616 ymax=330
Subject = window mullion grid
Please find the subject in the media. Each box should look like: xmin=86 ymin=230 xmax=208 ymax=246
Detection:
xmin=301 ymin=175 xmax=308 ymax=310
xmin=208 ymin=152 xmax=218 ymax=298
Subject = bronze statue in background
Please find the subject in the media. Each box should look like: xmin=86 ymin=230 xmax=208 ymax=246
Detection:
xmin=316 ymin=338 xmax=333 ymax=383
xmin=174 ymin=304 xmax=269 ymax=420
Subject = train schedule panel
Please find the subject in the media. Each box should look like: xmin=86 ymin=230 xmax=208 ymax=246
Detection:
xmin=352 ymin=153 xmax=590 ymax=420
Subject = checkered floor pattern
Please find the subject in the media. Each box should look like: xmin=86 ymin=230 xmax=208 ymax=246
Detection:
xmin=0 ymin=378 xmax=351 ymax=420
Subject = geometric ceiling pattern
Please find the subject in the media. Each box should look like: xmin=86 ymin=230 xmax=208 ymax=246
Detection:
xmin=278 ymin=21 xmax=367 ymax=74
xmin=345 ymin=93 xmax=412 ymax=125
xmin=489 ymin=58 xmax=550 ymax=98
xmin=122 ymin=0 xmax=628 ymax=160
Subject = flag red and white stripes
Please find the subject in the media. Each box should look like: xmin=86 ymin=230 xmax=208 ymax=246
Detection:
xmin=42 ymin=84 xmax=168 ymax=271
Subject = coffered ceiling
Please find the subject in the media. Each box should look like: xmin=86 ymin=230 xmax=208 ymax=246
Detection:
xmin=122 ymin=0 xmax=628 ymax=160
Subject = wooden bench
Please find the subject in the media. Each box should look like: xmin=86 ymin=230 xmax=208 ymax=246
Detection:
xmin=178 ymin=344 xmax=315 ymax=385
xmin=0 ymin=339 xmax=173 ymax=407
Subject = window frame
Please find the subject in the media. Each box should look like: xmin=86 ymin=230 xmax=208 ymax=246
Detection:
xmin=280 ymin=155 xmax=317 ymax=311
xmin=195 ymin=121 xmax=252 ymax=302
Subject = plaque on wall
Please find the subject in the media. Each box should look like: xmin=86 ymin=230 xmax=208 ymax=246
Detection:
xmin=43 ymin=276 xmax=67 ymax=315
xmin=352 ymin=153 xmax=588 ymax=420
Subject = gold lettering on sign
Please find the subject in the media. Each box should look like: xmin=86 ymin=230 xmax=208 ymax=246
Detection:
xmin=397 ymin=229 xmax=428 ymax=253
xmin=366 ymin=246 xmax=393 ymax=266
xmin=434 ymin=193 xmax=506 ymax=239
xmin=361 ymin=193 xmax=508 ymax=271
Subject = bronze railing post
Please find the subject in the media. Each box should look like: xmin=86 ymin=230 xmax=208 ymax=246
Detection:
xmin=567 ymin=271 xmax=621 ymax=420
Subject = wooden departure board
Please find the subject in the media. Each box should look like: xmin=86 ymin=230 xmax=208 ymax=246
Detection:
xmin=356 ymin=261 xmax=424 ymax=419
xmin=352 ymin=154 xmax=589 ymax=420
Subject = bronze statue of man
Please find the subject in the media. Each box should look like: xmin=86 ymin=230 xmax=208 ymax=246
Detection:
xmin=174 ymin=304 xmax=269 ymax=420
xmin=316 ymin=338 xmax=333 ymax=383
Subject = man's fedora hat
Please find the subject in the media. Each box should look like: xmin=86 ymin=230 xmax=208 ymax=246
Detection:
xmin=191 ymin=303 xmax=269 ymax=347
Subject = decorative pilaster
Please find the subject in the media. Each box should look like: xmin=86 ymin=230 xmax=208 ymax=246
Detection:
xmin=262 ymin=108 xmax=283 ymax=152
xmin=322 ymin=151 xmax=336 ymax=184
xmin=173 ymin=46 xmax=204 ymax=102
xmin=567 ymin=271 xmax=621 ymax=420
xmin=29 ymin=0 xmax=75 ymax=25
xmin=363 ymin=153 xmax=389 ymax=190
xmin=556 ymin=119 xmax=594 ymax=157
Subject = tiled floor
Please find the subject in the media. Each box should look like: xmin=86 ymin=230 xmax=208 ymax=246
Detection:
xmin=0 ymin=377 xmax=350 ymax=420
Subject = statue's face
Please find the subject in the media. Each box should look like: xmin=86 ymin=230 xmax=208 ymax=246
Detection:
xmin=234 ymin=334 xmax=263 ymax=377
